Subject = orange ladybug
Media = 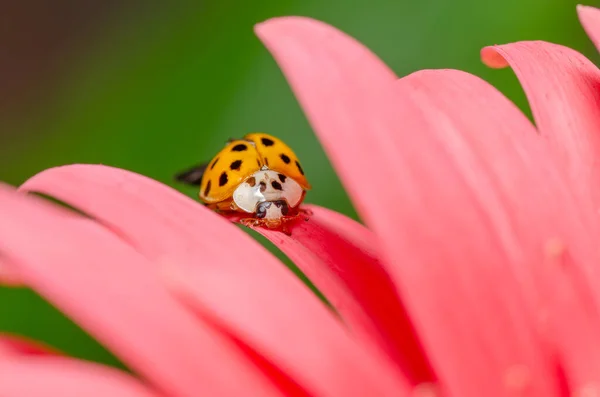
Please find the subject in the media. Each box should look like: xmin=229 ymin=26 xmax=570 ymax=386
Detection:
xmin=176 ymin=132 xmax=311 ymax=233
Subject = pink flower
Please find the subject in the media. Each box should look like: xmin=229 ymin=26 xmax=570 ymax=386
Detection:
xmin=2 ymin=4 xmax=600 ymax=396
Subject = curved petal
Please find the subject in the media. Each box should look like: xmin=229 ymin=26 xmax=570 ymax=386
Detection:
xmin=166 ymin=253 xmax=410 ymax=397
xmin=255 ymin=16 xmax=434 ymax=384
xmin=0 ymin=184 xmax=283 ymax=397
xmin=0 ymin=334 xmax=59 ymax=356
xmin=481 ymin=41 xmax=600 ymax=205
xmin=18 ymin=165 xmax=407 ymax=395
xmin=250 ymin=204 xmax=430 ymax=377
xmin=255 ymin=15 xmax=593 ymax=394
xmin=578 ymin=5 xmax=600 ymax=53
xmin=0 ymin=355 xmax=158 ymax=397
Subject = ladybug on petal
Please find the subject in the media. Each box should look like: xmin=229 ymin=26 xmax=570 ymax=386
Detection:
xmin=176 ymin=132 xmax=311 ymax=234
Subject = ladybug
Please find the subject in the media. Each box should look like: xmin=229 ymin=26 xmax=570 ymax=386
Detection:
xmin=175 ymin=132 xmax=311 ymax=233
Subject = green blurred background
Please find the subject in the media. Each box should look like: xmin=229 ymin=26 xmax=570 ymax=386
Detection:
xmin=0 ymin=0 xmax=598 ymax=368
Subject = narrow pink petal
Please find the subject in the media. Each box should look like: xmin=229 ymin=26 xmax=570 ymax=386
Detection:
xmin=0 ymin=184 xmax=284 ymax=397
xmin=480 ymin=36 xmax=600 ymax=388
xmin=255 ymin=16 xmax=588 ymax=394
xmin=255 ymin=17 xmax=434 ymax=385
xmin=0 ymin=334 xmax=59 ymax=356
xmin=578 ymin=5 xmax=600 ymax=53
xmin=166 ymin=257 xmax=411 ymax=397
xmin=0 ymin=355 xmax=158 ymax=397
xmin=18 ymin=165 xmax=410 ymax=394
xmin=251 ymin=204 xmax=432 ymax=379
xmin=481 ymin=41 xmax=600 ymax=205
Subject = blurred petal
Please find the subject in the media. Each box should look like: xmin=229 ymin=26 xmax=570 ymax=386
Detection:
xmin=19 ymin=165 xmax=405 ymax=395
xmin=0 ymin=185 xmax=283 ymax=397
xmin=578 ymin=5 xmax=600 ymax=53
xmin=481 ymin=41 xmax=600 ymax=204
xmin=255 ymin=16 xmax=433 ymax=384
xmin=0 ymin=334 xmax=59 ymax=356
xmin=0 ymin=355 xmax=158 ymax=397
xmin=166 ymin=254 xmax=411 ymax=397
xmin=251 ymin=204 xmax=428 ymax=375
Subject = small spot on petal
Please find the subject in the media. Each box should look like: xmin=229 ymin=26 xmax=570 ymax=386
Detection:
xmin=504 ymin=364 xmax=531 ymax=393
xmin=536 ymin=307 xmax=550 ymax=330
xmin=544 ymin=238 xmax=566 ymax=260
xmin=411 ymin=383 xmax=439 ymax=397
xmin=573 ymin=383 xmax=600 ymax=397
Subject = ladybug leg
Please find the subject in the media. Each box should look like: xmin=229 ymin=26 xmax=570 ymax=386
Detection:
xmin=238 ymin=201 xmax=307 ymax=236
xmin=239 ymin=218 xmax=262 ymax=227
xmin=280 ymin=223 xmax=292 ymax=236
xmin=206 ymin=199 xmax=237 ymax=212
xmin=239 ymin=217 xmax=292 ymax=235
xmin=298 ymin=207 xmax=313 ymax=218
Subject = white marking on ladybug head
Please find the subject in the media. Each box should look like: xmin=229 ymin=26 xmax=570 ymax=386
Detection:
xmin=232 ymin=170 xmax=303 ymax=214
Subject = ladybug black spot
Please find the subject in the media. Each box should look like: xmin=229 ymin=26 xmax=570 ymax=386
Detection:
xmin=219 ymin=172 xmax=228 ymax=187
xmin=231 ymin=144 xmax=247 ymax=152
xmin=278 ymin=173 xmax=287 ymax=183
xmin=271 ymin=181 xmax=283 ymax=191
xmin=261 ymin=137 xmax=275 ymax=146
xmin=280 ymin=200 xmax=290 ymax=215
xmin=273 ymin=200 xmax=289 ymax=215
xmin=230 ymin=160 xmax=242 ymax=171
xmin=295 ymin=160 xmax=305 ymax=175
xmin=203 ymin=180 xmax=212 ymax=196
xmin=280 ymin=154 xmax=291 ymax=164
xmin=210 ymin=157 xmax=219 ymax=170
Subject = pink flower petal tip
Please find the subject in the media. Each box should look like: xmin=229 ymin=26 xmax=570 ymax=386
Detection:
xmin=480 ymin=46 xmax=510 ymax=68
xmin=578 ymin=5 xmax=600 ymax=52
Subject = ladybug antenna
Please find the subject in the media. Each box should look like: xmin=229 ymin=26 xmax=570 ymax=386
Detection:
xmin=174 ymin=163 xmax=208 ymax=186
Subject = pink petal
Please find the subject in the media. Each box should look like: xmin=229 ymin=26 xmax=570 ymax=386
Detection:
xmin=255 ymin=15 xmax=592 ymax=394
xmin=19 ymin=164 xmax=410 ymax=395
xmin=481 ymin=41 xmax=600 ymax=205
xmin=250 ymin=204 xmax=432 ymax=379
xmin=166 ymin=254 xmax=411 ymax=397
xmin=578 ymin=5 xmax=600 ymax=53
xmin=0 ymin=184 xmax=283 ymax=397
xmin=255 ymin=17 xmax=433 ymax=385
xmin=0 ymin=334 xmax=59 ymax=356
xmin=373 ymin=70 xmax=600 ymax=396
xmin=0 ymin=355 xmax=158 ymax=397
